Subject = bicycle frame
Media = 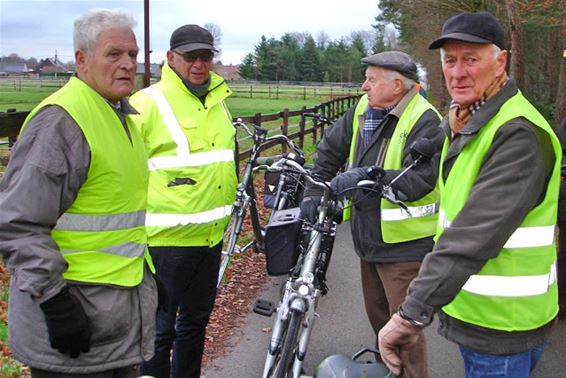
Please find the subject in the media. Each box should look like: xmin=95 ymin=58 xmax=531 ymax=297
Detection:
xmin=218 ymin=119 xmax=306 ymax=286
xmin=261 ymin=159 xmax=338 ymax=378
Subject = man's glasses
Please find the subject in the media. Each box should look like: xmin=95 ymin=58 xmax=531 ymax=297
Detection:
xmin=173 ymin=50 xmax=214 ymax=63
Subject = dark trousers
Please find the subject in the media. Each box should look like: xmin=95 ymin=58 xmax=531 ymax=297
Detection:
xmin=360 ymin=259 xmax=428 ymax=378
xmin=31 ymin=366 xmax=138 ymax=378
xmin=140 ymin=244 xmax=221 ymax=378
xmin=558 ymin=222 xmax=566 ymax=310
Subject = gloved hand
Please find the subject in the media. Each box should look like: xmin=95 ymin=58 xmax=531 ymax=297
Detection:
xmin=378 ymin=312 xmax=423 ymax=376
xmin=299 ymin=195 xmax=321 ymax=223
xmin=330 ymin=167 xmax=378 ymax=198
xmin=40 ymin=286 xmax=91 ymax=358
xmin=154 ymin=274 xmax=170 ymax=313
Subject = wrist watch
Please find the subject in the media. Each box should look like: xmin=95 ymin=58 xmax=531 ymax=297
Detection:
xmin=398 ymin=306 xmax=426 ymax=327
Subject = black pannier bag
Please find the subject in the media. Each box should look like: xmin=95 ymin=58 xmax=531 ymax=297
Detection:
xmin=264 ymin=207 xmax=302 ymax=276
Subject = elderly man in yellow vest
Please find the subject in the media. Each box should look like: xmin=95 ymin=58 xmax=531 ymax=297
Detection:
xmin=300 ymin=51 xmax=443 ymax=377
xmin=378 ymin=11 xmax=560 ymax=378
xmin=0 ymin=8 xmax=157 ymax=377
xmin=130 ymin=24 xmax=237 ymax=378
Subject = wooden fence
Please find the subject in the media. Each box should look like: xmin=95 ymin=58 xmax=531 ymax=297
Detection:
xmin=0 ymin=95 xmax=361 ymax=166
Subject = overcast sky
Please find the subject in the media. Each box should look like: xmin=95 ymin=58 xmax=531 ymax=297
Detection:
xmin=0 ymin=0 xmax=379 ymax=65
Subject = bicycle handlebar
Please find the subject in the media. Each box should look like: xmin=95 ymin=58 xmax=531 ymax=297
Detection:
xmin=303 ymin=112 xmax=332 ymax=125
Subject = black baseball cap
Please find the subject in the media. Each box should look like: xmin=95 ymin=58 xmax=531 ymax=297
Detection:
xmin=361 ymin=51 xmax=419 ymax=81
xmin=428 ymin=11 xmax=505 ymax=50
xmin=170 ymin=24 xmax=217 ymax=53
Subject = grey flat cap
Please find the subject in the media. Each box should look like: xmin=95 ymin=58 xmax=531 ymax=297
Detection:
xmin=361 ymin=51 xmax=418 ymax=81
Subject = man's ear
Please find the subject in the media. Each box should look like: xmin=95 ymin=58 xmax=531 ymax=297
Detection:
xmin=496 ymin=49 xmax=508 ymax=76
xmin=75 ymin=49 xmax=86 ymax=73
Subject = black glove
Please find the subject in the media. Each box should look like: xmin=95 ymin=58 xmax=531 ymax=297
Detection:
xmin=40 ymin=286 xmax=91 ymax=358
xmin=154 ymin=274 xmax=169 ymax=313
xmin=330 ymin=166 xmax=385 ymax=198
xmin=299 ymin=195 xmax=321 ymax=223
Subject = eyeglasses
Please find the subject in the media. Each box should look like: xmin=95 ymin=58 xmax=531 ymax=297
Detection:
xmin=173 ymin=50 xmax=214 ymax=63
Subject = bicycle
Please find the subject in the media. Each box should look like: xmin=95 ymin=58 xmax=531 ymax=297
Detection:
xmin=217 ymin=118 xmax=306 ymax=286
xmin=254 ymin=137 xmax=435 ymax=378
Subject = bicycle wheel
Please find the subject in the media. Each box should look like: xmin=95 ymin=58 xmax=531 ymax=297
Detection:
xmin=218 ymin=207 xmax=244 ymax=285
xmin=271 ymin=309 xmax=302 ymax=378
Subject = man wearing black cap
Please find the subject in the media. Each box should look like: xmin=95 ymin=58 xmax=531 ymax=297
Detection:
xmin=378 ymin=11 xmax=560 ymax=377
xmin=130 ymin=24 xmax=237 ymax=378
xmin=300 ymin=50 xmax=442 ymax=377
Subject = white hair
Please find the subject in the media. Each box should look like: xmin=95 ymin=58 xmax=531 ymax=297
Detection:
xmin=384 ymin=69 xmax=416 ymax=92
xmin=73 ymin=8 xmax=136 ymax=55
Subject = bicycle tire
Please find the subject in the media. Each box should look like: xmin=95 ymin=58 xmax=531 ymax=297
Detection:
xmin=272 ymin=309 xmax=302 ymax=378
xmin=218 ymin=207 xmax=244 ymax=285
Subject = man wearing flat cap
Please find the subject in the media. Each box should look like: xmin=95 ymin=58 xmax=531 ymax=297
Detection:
xmin=300 ymin=50 xmax=443 ymax=377
xmin=130 ymin=24 xmax=237 ymax=378
xmin=379 ymin=11 xmax=561 ymax=378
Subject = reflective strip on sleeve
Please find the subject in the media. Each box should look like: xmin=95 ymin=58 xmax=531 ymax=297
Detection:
xmin=148 ymin=149 xmax=234 ymax=170
xmin=381 ymin=203 xmax=438 ymax=221
xmin=146 ymin=205 xmax=232 ymax=226
xmin=60 ymin=241 xmax=146 ymax=258
xmin=55 ymin=210 xmax=146 ymax=231
xmin=144 ymin=87 xmax=190 ymax=158
xmin=461 ymin=262 xmax=557 ymax=297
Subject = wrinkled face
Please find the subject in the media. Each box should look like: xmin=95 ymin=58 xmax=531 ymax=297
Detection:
xmin=360 ymin=66 xmax=402 ymax=109
xmin=167 ymin=49 xmax=213 ymax=85
xmin=441 ymin=40 xmax=507 ymax=107
xmin=76 ymin=27 xmax=138 ymax=103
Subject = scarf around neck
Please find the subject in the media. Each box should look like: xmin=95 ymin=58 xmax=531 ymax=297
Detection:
xmin=448 ymin=72 xmax=509 ymax=134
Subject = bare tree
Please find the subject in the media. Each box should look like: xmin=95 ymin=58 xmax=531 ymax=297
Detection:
xmin=204 ymin=22 xmax=223 ymax=60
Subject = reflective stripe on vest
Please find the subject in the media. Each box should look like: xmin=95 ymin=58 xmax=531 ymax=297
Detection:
xmin=143 ymin=87 xmax=234 ymax=170
xmin=146 ymin=205 xmax=232 ymax=226
xmin=55 ymin=210 xmax=146 ymax=231
xmin=462 ymin=262 xmax=556 ymax=297
xmin=381 ymin=203 xmax=438 ymax=221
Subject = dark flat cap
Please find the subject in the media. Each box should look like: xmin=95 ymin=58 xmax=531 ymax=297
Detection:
xmin=361 ymin=51 xmax=418 ymax=81
xmin=170 ymin=24 xmax=217 ymax=53
xmin=429 ymin=11 xmax=505 ymax=50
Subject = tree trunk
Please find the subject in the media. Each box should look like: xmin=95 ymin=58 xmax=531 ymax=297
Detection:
xmin=505 ymin=0 xmax=524 ymax=87
xmin=556 ymin=52 xmax=566 ymax=125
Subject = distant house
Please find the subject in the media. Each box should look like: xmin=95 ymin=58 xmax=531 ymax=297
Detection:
xmin=0 ymin=62 xmax=28 ymax=75
xmin=38 ymin=58 xmax=66 ymax=74
xmin=136 ymin=63 xmax=162 ymax=78
xmin=213 ymin=64 xmax=242 ymax=81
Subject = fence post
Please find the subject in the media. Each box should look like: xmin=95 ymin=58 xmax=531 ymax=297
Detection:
xmin=276 ymin=85 xmax=279 ymax=100
xmin=303 ymin=87 xmax=306 ymax=101
xmin=254 ymin=112 xmax=262 ymax=127
xmin=269 ymin=86 xmax=271 ymax=98
xmin=299 ymin=107 xmax=306 ymax=149
xmin=281 ymin=108 xmax=289 ymax=154
xmin=250 ymin=85 xmax=253 ymax=99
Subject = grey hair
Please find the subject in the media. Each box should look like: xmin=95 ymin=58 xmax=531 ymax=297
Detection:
xmin=384 ymin=69 xmax=416 ymax=92
xmin=74 ymin=8 xmax=136 ymax=54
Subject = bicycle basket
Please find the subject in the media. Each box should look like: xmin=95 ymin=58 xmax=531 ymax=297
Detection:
xmin=264 ymin=207 xmax=302 ymax=276
xmin=263 ymin=171 xmax=305 ymax=209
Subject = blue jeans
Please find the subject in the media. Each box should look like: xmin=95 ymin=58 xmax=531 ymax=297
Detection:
xmin=459 ymin=343 xmax=545 ymax=378
xmin=140 ymin=244 xmax=221 ymax=378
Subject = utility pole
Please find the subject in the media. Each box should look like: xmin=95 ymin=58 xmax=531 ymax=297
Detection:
xmin=144 ymin=0 xmax=151 ymax=88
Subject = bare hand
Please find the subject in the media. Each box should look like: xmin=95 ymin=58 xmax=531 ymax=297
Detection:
xmin=378 ymin=312 xmax=423 ymax=375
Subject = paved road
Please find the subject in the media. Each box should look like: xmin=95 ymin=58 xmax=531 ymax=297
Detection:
xmin=203 ymin=223 xmax=566 ymax=377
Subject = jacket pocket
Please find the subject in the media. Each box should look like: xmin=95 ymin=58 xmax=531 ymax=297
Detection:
xmin=70 ymin=284 xmax=133 ymax=346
